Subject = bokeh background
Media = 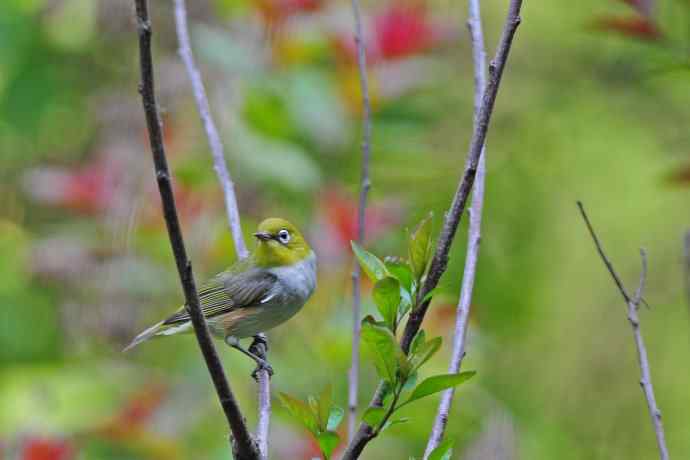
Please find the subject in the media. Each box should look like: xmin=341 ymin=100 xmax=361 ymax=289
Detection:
xmin=2 ymin=0 xmax=690 ymax=458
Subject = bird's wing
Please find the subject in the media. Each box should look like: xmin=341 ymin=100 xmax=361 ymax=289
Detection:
xmin=162 ymin=264 xmax=278 ymax=326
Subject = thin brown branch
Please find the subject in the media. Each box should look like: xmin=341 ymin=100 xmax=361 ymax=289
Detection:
xmin=577 ymin=202 xmax=670 ymax=460
xmin=133 ymin=1 xmax=258 ymax=458
xmin=348 ymin=0 xmax=373 ymax=444
xmin=424 ymin=0 xmax=488 ymax=454
xmin=341 ymin=2 xmax=523 ymax=458
xmin=172 ymin=2 xmax=270 ymax=456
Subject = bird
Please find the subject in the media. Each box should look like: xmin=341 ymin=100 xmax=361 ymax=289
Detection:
xmin=123 ymin=217 xmax=317 ymax=373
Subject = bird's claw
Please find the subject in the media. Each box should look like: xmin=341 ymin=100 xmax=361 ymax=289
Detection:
xmin=252 ymin=360 xmax=274 ymax=380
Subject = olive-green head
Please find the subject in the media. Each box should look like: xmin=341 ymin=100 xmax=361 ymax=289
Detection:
xmin=253 ymin=218 xmax=312 ymax=267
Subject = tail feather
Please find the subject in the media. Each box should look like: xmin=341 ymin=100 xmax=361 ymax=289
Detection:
xmin=123 ymin=321 xmax=164 ymax=352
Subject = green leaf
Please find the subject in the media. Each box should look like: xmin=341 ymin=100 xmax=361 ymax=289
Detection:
xmin=408 ymin=213 xmax=433 ymax=281
xmin=386 ymin=259 xmax=414 ymax=294
xmin=279 ymin=392 xmax=318 ymax=435
xmin=361 ymin=319 xmax=403 ymax=384
xmin=404 ymin=372 xmax=476 ymax=407
xmin=351 ymin=242 xmax=388 ymax=281
xmin=401 ymin=371 xmax=418 ymax=393
xmin=408 ymin=336 xmax=442 ymax=373
xmin=316 ymin=430 xmax=340 ymax=460
xmin=410 ymin=330 xmax=426 ymax=356
xmin=427 ymin=439 xmax=454 ymax=460
xmin=316 ymin=384 xmax=333 ymax=431
xmin=380 ymin=417 xmax=410 ymax=433
xmin=362 ymin=406 xmax=386 ymax=427
xmin=373 ymin=276 xmax=401 ymax=331
xmin=327 ymin=406 xmax=344 ymax=431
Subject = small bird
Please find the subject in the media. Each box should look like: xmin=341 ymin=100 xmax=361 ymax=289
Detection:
xmin=124 ymin=218 xmax=317 ymax=372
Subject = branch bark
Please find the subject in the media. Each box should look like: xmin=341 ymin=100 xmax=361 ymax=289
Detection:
xmin=133 ymin=1 xmax=258 ymax=459
xmin=577 ymin=202 xmax=670 ymax=460
xmin=172 ymin=2 xmax=270 ymax=457
xmin=340 ymin=2 xmax=523 ymax=458
xmin=423 ymin=0 xmax=488 ymax=454
xmin=348 ymin=0 xmax=373 ymax=444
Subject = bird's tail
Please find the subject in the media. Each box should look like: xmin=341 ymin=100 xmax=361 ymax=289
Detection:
xmin=122 ymin=321 xmax=164 ymax=352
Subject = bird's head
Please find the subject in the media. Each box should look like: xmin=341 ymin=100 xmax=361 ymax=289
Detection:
xmin=253 ymin=218 xmax=312 ymax=267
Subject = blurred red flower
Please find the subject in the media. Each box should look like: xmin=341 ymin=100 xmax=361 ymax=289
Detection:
xmin=21 ymin=438 xmax=74 ymax=460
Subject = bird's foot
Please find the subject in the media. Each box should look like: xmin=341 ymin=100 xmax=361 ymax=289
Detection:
xmin=251 ymin=359 xmax=274 ymax=380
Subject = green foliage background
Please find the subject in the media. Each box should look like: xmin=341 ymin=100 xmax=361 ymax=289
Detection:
xmin=1 ymin=0 xmax=690 ymax=459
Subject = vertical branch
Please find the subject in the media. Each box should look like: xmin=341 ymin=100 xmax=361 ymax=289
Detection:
xmin=348 ymin=0 xmax=373 ymax=444
xmin=341 ymin=2 xmax=523 ymax=458
xmin=172 ymin=1 xmax=269 ymax=457
xmin=683 ymin=230 xmax=690 ymax=313
xmin=133 ymin=1 xmax=259 ymax=459
xmin=423 ymin=0 xmax=488 ymax=455
xmin=577 ymin=202 xmax=670 ymax=460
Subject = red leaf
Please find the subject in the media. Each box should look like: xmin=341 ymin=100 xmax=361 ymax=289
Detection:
xmin=594 ymin=16 xmax=662 ymax=40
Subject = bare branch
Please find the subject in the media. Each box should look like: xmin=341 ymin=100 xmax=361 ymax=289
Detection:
xmin=424 ymin=0 xmax=488 ymax=454
xmin=172 ymin=2 xmax=270 ymax=456
xmin=133 ymin=1 xmax=258 ymax=458
xmin=577 ymin=202 xmax=670 ymax=460
xmin=249 ymin=333 xmax=271 ymax=459
xmin=341 ymin=2 xmax=523 ymax=458
xmin=173 ymin=0 xmax=248 ymax=260
xmin=348 ymin=0 xmax=373 ymax=444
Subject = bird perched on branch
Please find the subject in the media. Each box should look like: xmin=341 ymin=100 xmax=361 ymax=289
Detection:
xmin=124 ymin=218 xmax=316 ymax=373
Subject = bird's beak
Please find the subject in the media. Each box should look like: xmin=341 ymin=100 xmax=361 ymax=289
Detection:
xmin=253 ymin=231 xmax=273 ymax=241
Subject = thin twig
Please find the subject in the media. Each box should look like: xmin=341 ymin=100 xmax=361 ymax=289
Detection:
xmin=577 ymin=202 xmax=670 ymax=460
xmin=172 ymin=2 xmax=270 ymax=456
xmin=340 ymin=2 xmax=523 ymax=458
xmin=133 ymin=2 xmax=258 ymax=459
xmin=173 ymin=0 xmax=248 ymax=260
xmin=423 ymin=0 xmax=487 ymax=454
xmin=683 ymin=230 xmax=690 ymax=313
xmin=348 ymin=0 xmax=373 ymax=444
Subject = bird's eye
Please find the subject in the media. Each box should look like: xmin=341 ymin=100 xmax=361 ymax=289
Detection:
xmin=277 ymin=229 xmax=290 ymax=244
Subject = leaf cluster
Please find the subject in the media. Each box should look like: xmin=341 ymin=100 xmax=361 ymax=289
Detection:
xmin=351 ymin=215 xmax=475 ymax=442
xmin=279 ymin=385 xmax=344 ymax=460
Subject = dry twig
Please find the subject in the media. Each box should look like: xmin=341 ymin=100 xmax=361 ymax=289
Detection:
xmin=578 ymin=201 xmax=670 ymax=460
xmin=133 ymin=1 xmax=258 ymax=458
xmin=423 ymin=0 xmax=488 ymax=454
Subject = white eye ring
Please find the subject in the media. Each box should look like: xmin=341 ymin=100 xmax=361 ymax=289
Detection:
xmin=277 ymin=229 xmax=290 ymax=244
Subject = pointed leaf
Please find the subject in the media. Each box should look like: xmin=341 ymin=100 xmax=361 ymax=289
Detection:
xmin=408 ymin=213 xmax=433 ymax=280
xmin=361 ymin=318 xmax=402 ymax=383
xmin=410 ymin=330 xmax=426 ymax=356
xmin=408 ymin=336 xmax=442 ymax=373
xmin=351 ymin=242 xmax=388 ymax=281
xmin=279 ymin=392 xmax=318 ymax=435
xmin=327 ymin=406 xmax=344 ymax=431
xmin=381 ymin=417 xmax=410 ymax=433
xmin=428 ymin=439 xmax=454 ymax=460
xmin=386 ymin=258 xmax=414 ymax=294
xmin=404 ymin=372 xmax=476 ymax=406
xmin=373 ymin=276 xmax=401 ymax=331
xmin=316 ymin=384 xmax=333 ymax=431
xmin=316 ymin=430 xmax=340 ymax=459
xmin=362 ymin=406 xmax=386 ymax=427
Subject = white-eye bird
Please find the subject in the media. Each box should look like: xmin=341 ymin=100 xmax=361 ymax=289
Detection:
xmin=124 ymin=218 xmax=316 ymax=372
